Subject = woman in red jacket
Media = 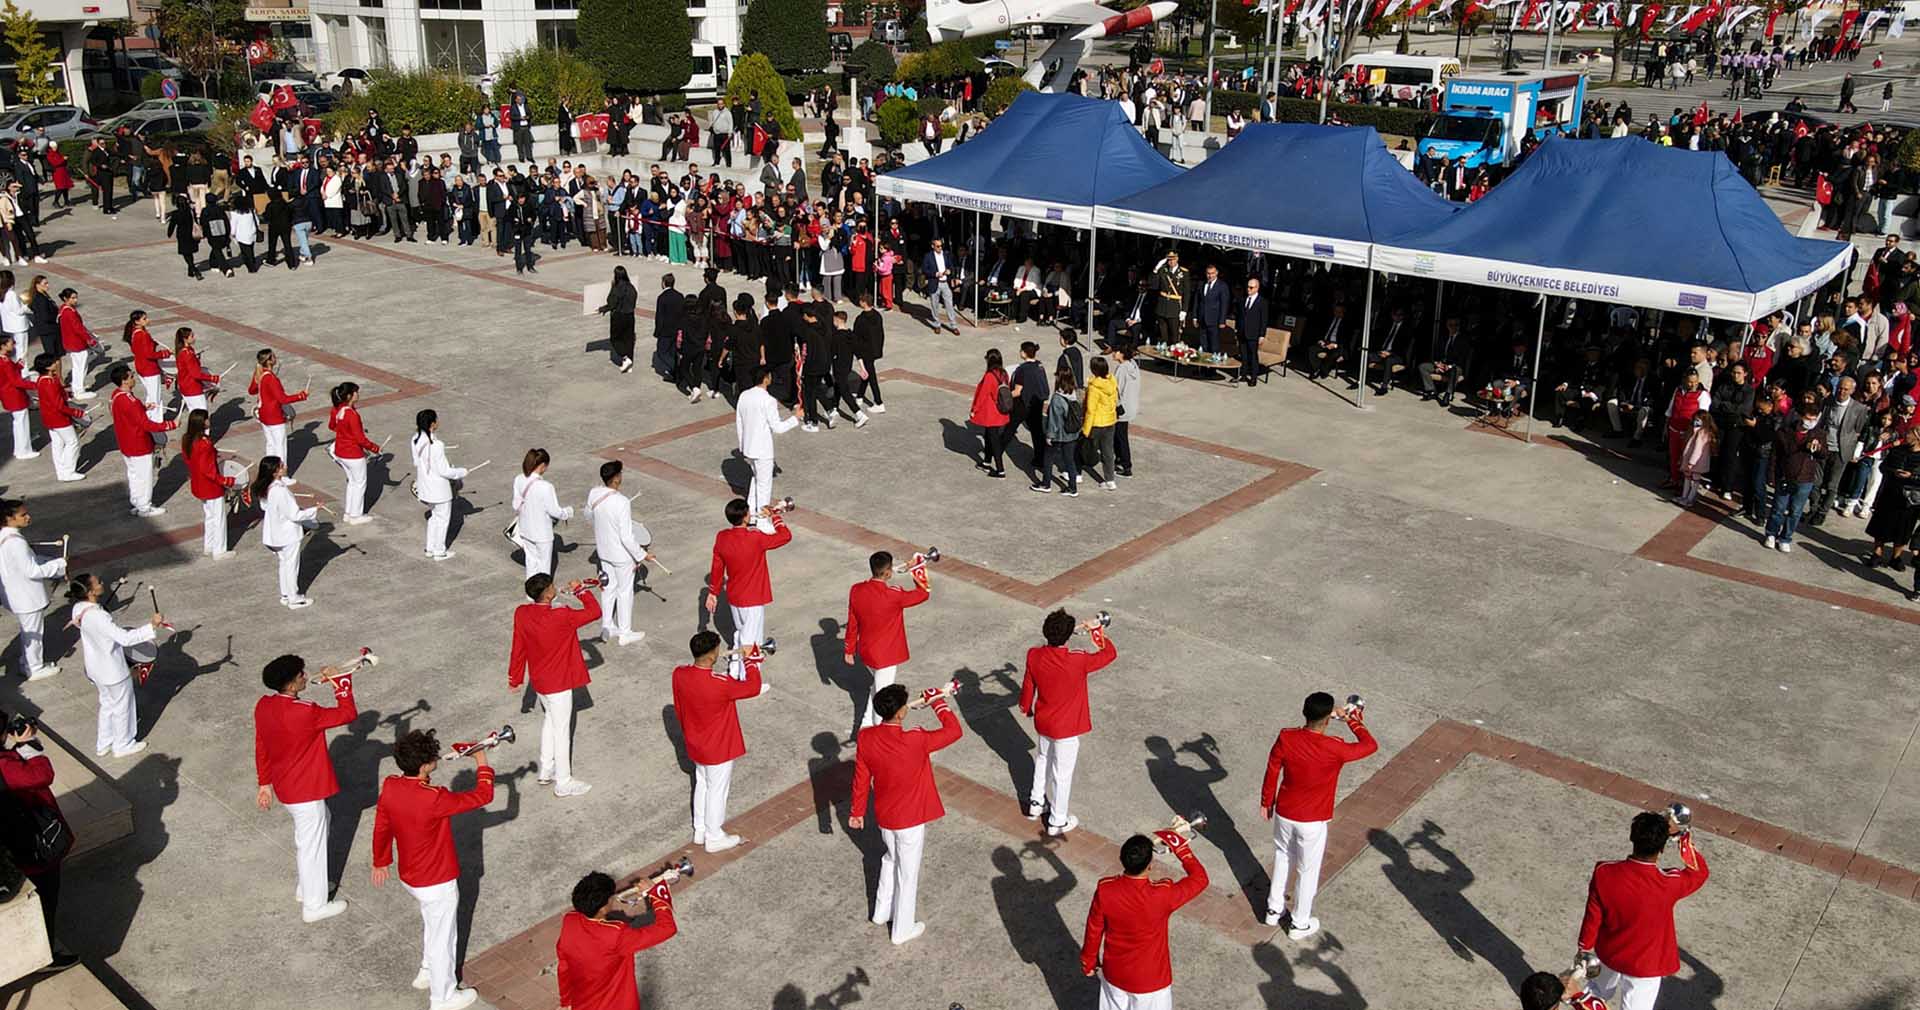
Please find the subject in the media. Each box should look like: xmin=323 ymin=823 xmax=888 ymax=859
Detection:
xmin=173 ymin=326 xmax=216 ymax=414
xmin=126 ymin=310 xmax=169 ymax=419
xmin=0 ymin=713 xmax=80 ymax=972
xmin=0 ymin=334 xmax=36 ymax=460
xmin=32 ymin=352 xmax=83 ymax=481
xmin=248 ymin=348 xmax=306 ymax=467
xmin=55 ymin=287 xmax=95 ymax=402
xmin=327 ymin=382 xmax=380 ymax=524
xmin=968 ymin=347 xmax=1011 ymax=479
xmin=182 ymin=409 xmax=235 ymax=558
xmin=46 ymin=145 xmax=71 ymax=207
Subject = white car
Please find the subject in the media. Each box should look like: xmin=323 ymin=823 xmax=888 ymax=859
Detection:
xmin=318 ymin=66 xmax=373 ymax=94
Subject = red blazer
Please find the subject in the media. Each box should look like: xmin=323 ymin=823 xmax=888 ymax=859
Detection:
xmin=110 ymin=388 xmax=173 ymax=457
xmin=850 ymin=700 xmax=961 ymax=831
xmin=253 ymin=679 xmax=357 ymax=804
xmin=175 ymin=346 xmax=211 ymax=396
xmin=507 ymin=591 xmax=600 ymax=694
xmin=670 ymin=660 xmax=762 ymax=766
xmin=1079 ymin=843 xmax=1208 ymax=993
xmin=1260 ymin=722 xmax=1378 ymax=823
xmin=371 ymin=766 xmax=495 ymax=888
xmin=1577 ymin=835 xmax=1709 ymax=978
xmin=844 ymin=579 xmax=928 ymax=669
xmin=329 ymin=404 xmax=379 ymax=459
xmin=185 ymin=437 xmax=232 ymax=501
xmin=251 ymin=370 xmax=306 ymax=425
xmin=131 ymin=326 xmax=170 ymax=377
xmin=555 ymin=898 xmax=677 ymax=1010
xmin=57 ymin=304 xmax=92 ymax=352
xmin=706 ymin=513 xmax=792 ymax=608
xmin=0 ymin=746 xmax=68 ymax=874
xmin=968 ymin=368 xmax=1009 ymax=427
xmin=35 ymin=374 xmax=81 ymax=430
xmin=1019 ymin=636 xmax=1117 ymax=740
xmin=0 ymin=356 xmax=32 ymax=411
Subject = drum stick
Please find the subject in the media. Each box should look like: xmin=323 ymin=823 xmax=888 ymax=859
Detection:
xmin=468 ymin=460 xmax=492 ymax=472
xmin=646 ymin=553 xmax=673 ymax=575
xmin=60 ymin=534 xmax=68 ymax=566
xmin=216 ymin=363 xmax=237 ymax=380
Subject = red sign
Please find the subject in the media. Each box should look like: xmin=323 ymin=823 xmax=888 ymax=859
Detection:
xmin=575 ymin=112 xmax=609 ymax=141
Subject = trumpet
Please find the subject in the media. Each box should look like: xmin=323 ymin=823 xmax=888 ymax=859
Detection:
xmin=906 ymin=680 xmax=959 ymax=709
xmin=1153 ymin=811 xmax=1209 ymax=852
xmin=614 ymin=856 xmax=696 ymax=904
xmin=311 ymin=647 xmax=380 ymax=686
xmin=1073 ymin=611 xmax=1112 ymax=636
xmin=1334 ymin=693 xmax=1365 ymax=722
xmin=1666 ymin=801 xmax=1692 ymax=833
xmin=892 ymin=547 xmax=942 ymax=573
xmin=764 ymin=496 xmax=797 ymax=515
xmin=443 ymin=725 xmax=515 ymax=760
xmin=1570 ymin=950 xmax=1602 ymax=980
xmin=719 ymin=640 xmax=778 ymax=661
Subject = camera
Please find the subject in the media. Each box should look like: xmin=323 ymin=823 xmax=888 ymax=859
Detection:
xmin=5 ymin=713 xmax=37 ymax=738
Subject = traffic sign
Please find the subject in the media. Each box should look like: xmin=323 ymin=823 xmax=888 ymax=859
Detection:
xmin=160 ymin=78 xmax=179 ymax=99
xmin=993 ymin=39 xmax=1012 ymax=49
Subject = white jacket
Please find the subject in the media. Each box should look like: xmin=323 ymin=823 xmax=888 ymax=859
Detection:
xmin=512 ymin=473 xmax=572 ymax=542
xmin=0 ymin=528 xmax=63 ymax=615
xmin=0 ymin=290 xmax=26 ymax=336
xmin=735 ymin=386 xmax=799 ymax=460
xmin=410 ymin=433 xmax=467 ymax=504
xmin=261 ymin=479 xmax=316 ymax=549
xmin=587 ymin=486 xmax=650 ymax=566
xmin=72 ymin=600 xmax=154 ymax=687
xmin=228 ymin=209 xmax=259 ymax=246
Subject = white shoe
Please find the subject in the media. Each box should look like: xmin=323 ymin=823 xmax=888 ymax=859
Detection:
xmin=536 ymin=776 xmax=553 ymax=785
xmin=429 ymin=988 xmax=478 ymax=1010
xmin=25 ymin=665 xmax=57 ymax=681
xmin=301 ymin=899 xmax=347 ymax=923
xmin=344 ymin=515 xmax=373 ymax=525
xmin=554 ymin=780 xmax=592 ymax=798
xmin=619 ymin=358 xmax=634 ymax=373
xmin=704 ymin=832 xmax=742 ymax=853
xmin=31 ymin=256 xmax=45 ymax=264
xmin=55 ymin=474 xmax=84 ymax=482
xmin=824 ymin=416 xmax=836 ymax=429
xmin=1286 ymin=916 xmax=1321 ymax=941
xmin=110 ymin=741 xmax=148 ymax=758
xmin=1103 ymin=481 xmax=1117 ymax=490
xmin=428 ymin=551 xmax=455 ymax=561
xmin=688 ymin=389 xmax=703 ymax=403
xmin=134 ymin=506 xmax=165 ymax=517
xmin=72 ymin=391 xmax=96 ymax=400
xmin=1778 ymin=541 xmax=1793 ymax=553
xmin=854 ymin=411 xmax=870 ymax=428
xmin=870 ymin=403 xmax=886 ymax=413
xmin=1047 ymin=814 xmax=1079 ymax=837
xmin=617 ymin=631 xmax=646 ymax=646
xmin=801 ymin=423 xmax=819 ymax=432
xmin=412 ymin=969 xmax=431 ymax=990
xmin=708 ymin=389 xmax=720 ymax=399
xmin=1023 ymin=800 xmax=1042 ymax=820
xmin=1763 ymin=535 xmax=1776 ymax=549
xmin=285 ymin=597 xmax=313 ymax=609
xmin=1262 ymin=910 xmax=1284 ymax=927
xmin=891 ymin=921 xmax=927 ymax=946
xmin=13 ymin=450 xmax=37 ymax=459
xmin=693 ymin=828 xmax=706 ymax=846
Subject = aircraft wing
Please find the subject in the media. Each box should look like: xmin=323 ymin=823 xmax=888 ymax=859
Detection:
xmin=1013 ymin=1 xmax=1123 ymax=24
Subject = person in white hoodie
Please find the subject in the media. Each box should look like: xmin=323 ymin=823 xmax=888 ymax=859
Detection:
xmin=734 ymin=365 xmax=800 ymax=530
xmin=586 ymin=460 xmax=652 ymax=646
xmin=252 ymin=456 xmax=317 ymax=609
xmin=511 ymin=448 xmax=572 ymax=579
xmin=409 ymin=409 xmax=470 ymax=561
xmin=64 ymin=572 xmax=166 ymax=758
xmin=0 ymin=499 xmax=64 ymax=680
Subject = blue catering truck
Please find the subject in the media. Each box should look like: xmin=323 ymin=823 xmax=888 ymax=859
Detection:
xmin=1417 ymin=70 xmax=1587 ymax=169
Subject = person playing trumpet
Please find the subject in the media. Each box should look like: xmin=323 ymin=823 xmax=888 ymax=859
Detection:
xmin=586 ymin=461 xmax=650 ymax=646
xmin=1259 ymin=691 xmax=1377 ymax=941
xmin=371 ymin=729 xmax=495 ymax=1010
xmin=849 ymin=683 xmax=962 ymax=946
xmin=508 ymin=573 xmax=599 ymax=799
xmin=109 ymin=365 xmax=176 ymax=517
xmin=65 ymin=573 xmax=165 ymax=759
xmin=555 ymin=869 xmax=680 ymax=1010
xmin=1575 ymin=810 xmax=1709 ymax=1010
xmin=671 ymin=630 xmax=769 ymax=854
xmin=845 ymin=550 xmax=929 ymax=729
xmin=254 ymin=653 xmax=357 ymax=924
xmin=1019 ymin=608 xmax=1117 ymax=837
xmin=0 ymin=499 xmax=65 ymax=680
xmin=705 ymin=497 xmax=792 ymax=680
xmin=1079 ymin=824 xmax=1209 ymax=1010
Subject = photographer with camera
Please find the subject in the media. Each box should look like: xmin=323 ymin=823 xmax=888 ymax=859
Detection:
xmin=0 ymin=710 xmax=79 ymax=973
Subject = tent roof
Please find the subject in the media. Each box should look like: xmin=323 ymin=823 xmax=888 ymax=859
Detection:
xmin=1095 ymin=123 xmax=1458 ymax=268
xmin=873 ymin=91 xmax=1182 ymax=228
xmin=1370 ymin=136 xmax=1852 ymax=320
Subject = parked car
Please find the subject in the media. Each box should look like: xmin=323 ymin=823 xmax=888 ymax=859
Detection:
xmin=288 ymin=86 xmax=337 ymax=113
xmin=317 ymin=66 xmax=372 ymax=94
xmin=0 ymin=105 xmax=97 ymax=142
xmin=830 ymin=31 xmax=854 ymax=59
xmin=130 ymin=97 xmax=219 ymax=118
xmin=82 ymin=109 xmax=213 ymax=144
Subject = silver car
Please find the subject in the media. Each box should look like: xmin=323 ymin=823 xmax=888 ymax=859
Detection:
xmin=0 ymin=105 xmax=97 ymax=142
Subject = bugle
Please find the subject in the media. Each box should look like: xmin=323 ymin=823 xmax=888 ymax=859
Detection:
xmin=893 ymin=546 xmax=942 ymax=573
xmin=443 ymin=725 xmax=515 ymax=760
xmin=312 ymin=647 xmax=380 ymax=686
xmin=1153 ymin=811 xmax=1209 ymax=852
xmin=614 ymin=857 xmax=696 ymax=904
xmin=906 ymin=680 xmax=958 ymax=709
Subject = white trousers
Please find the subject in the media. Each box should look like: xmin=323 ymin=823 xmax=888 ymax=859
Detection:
xmin=537 ymin=688 xmax=575 ymax=785
xmin=124 ymin=452 xmax=154 ymax=511
xmin=288 ymin=799 xmax=331 ymax=913
xmin=262 ymin=421 xmax=288 ymax=465
xmin=49 ymin=425 xmax=78 ymax=479
xmin=1266 ymin=815 xmax=1329 ymax=922
xmin=1030 ymin=734 xmax=1081 ymax=829
xmin=862 ymin=664 xmax=898 ymax=727
xmin=874 ymin=822 xmax=926 ymax=943
xmin=8 ymin=407 xmax=29 ymax=458
xmin=424 ymin=500 xmax=451 ymax=555
xmin=334 ymin=454 xmax=367 ymax=518
xmin=599 ymin=561 xmax=635 ymax=638
xmin=1592 ymin=965 xmax=1662 ymax=1010
xmin=92 ymin=676 xmax=138 ymax=755
xmin=273 ymin=543 xmax=301 ymax=601
xmin=747 ymin=455 xmax=775 ymax=532
xmin=139 ymin=374 xmax=162 ymax=417
xmin=183 ymin=393 xmax=209 ymax=414
xmin=66 ymin=349 xmax=86 ymax=398
xmin=727 ymin=603 xmax=764 ymax=680
xmin=1099 ymin=977 xmax=1173 ymax=1010
xmin=692 ymin=759 xmax=734 ymax=837
xmin=11 ymin=608 xmax=43 ymax=675
xmin=202 ymin=497 xmax=228 ymax=555
xmin=519 ymin=537 xmax=553 ymax=579
xmin=404 ymin=879 xmax=460 ymax=1004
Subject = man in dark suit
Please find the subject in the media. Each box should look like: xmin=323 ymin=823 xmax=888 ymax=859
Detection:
xmin=510 ymin=90 xmax=535 ymax=163
xmin=1364 ymin=306 xmax=1413 ymax=396
xmin=1194 ymin=264 xmax=1228 ymax=355
xmin=1232 ymin=277 xmax=1268 ymax=387
xmin=1418 ymin=316 xmax=1469 ymax=405
xmin=1306 ymin=303 xmax=1353 ymax=384
xmin=374 ymin=158 xmax=413 ymax=241
xmin=1105 ymin=276 xmax=1153 ymax=346
xmin=653 ymin=273 xmax=685 ymax=380
xmin=236 ymin=155 xmax=270 ymax=216
xmin=483 ymin=169 xmax=509 ymax=254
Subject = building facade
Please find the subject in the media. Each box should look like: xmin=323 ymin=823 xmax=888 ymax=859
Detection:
xmin=7 ymin=0 xmax=133 ymax=112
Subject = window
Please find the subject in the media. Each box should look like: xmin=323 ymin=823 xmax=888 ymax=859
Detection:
xmin=535 ymin=19 xmax=577 ymax=49
xmin=420 ymin=0 xmax=482 ymax=11
xmin=1382 ymin=67 xmax=1434 ymax=87
xmin=692 ymin=55 xmax=714 ymax=76
xmin=424 ymin=20 xmax=487 ymax=76
xmin=535 ymin=0 xmax=577 ymax=9
xmin=365 ymin=18 xmax=391 ymax=67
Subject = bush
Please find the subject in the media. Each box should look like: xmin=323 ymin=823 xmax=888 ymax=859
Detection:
xmin=490 ymin=47 xmax=605 ymax=123
xmin=724 ymin=53 xmax=801 ymax=140
xmin=980 ymin=75 xmax=1032 ymax=117
xmin=1899 ymin=128 xmax=1920 ymax=173
xmin=847 ymin=38 xmax=895 ymax=81
xmin=742 ymin=0 xmax=831 ymax=72
xmin=788 ymin=71 xmax=839 ymax=95
xmin=876 ymin=95 xmax=918 ymax=148
xmin=580 ymin=0 xmax=690 ymax=92
xmin=328 ymin=69 xmax=484 ymax=135
xmin=914 ymin=94 xmax=946 ymax=117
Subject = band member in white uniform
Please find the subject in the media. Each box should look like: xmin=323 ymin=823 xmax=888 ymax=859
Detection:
xmin=0 ymin=500 xmax=64 ymax=680
xmin=409 ymin=410 xmax=469 ymax=561
xmin=254 ymin=456 xmax=318 ymax=609
xmin=65 ymin=573 xmax=166 ymax=758
xmin=734 ymin=365 xmax=799 ymax=530
xmin=587 ymin=461 xmax=652 ymax=646
xmin=511 ymin=449 xmax=572 ymax=579
xmin=327 ymin=383 xmax=381 ymax=526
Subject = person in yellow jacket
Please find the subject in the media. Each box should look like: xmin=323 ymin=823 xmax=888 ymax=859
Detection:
xmin=1082 ymin=356 xmax=1119 ymax=490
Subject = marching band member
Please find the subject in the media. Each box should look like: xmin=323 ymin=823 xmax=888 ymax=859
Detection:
xmin=512 ymin=449 xmax=572 ymax=578
xmin=1576 ymin=811 xmax=1710 ymax=1010
xmin=1079 ymin=829 xmax=1210 ymax=1010
xmin=328 ymin=383 xmax=380 ymax=526
xmin=0 ymin=499 xmax=64 ymax=680
xmin=508 ymin=573 xmax=599 ymax=798
xmin=173 ymin=327 xmax=217 ymax=415
xmin=109 ymin=365 xmax=176 ymax=517
xmin=844 ymin=550 xmax=929 ymax=728
xmin=55 ymin=287 xmax=96 ymax=401
xmin=1259 ymin=691 xmax=1378 ymax=940
xmin=671 ymin=630 xmax=769 ymax=853
xmin=0 ymin=334 xmax=37 ymax=459
xmin=1019 ymin=608 xmax=1117 ymax=836
xmin=254 ymin=653 xmax=356 ymax=923
xmin=555 ymin=871 xmax=678 ymax=1010
xmin=249 ymin=349 xmax=306 ymax=466
xmin=848 ymin=683 xmax=962 ymax=946
xmin=182 ymin=409 xmax=235 ymax=559
xmin=586 ymin=461 xmax=650 ymax=645
xmin=704 ymin=499 xmax=791 ymax=680
xmin=371 ymin=729 xmax=494 ymax=1010
xmin=1518 ymin=971 xmax=1607 ymax=1010
xmin=734 ymin=365 xmax=799 ymax=527
xmin=409 ymin=410 xmax=468 ymax=561
xmin=33 ymin=353 xmax=85 ymax=482
xmin=252 ymin=456 xmax=317 ymax=609
xmin=64 ymin=573 xmax=165 ymax=758
xmin=127 ymin=310 xmax=169 ymax=421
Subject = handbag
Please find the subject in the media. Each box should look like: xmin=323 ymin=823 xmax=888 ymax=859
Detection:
xmin=995 ymin=380 xmax=1013 ymax=415
xmin=1903 ymin=487 xmax=1920 ymax=507
xmin=0 ymin=786 xmax=72 ymax=868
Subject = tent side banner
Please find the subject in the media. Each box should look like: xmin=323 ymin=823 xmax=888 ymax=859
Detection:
xmin=1092 ymin=206 xmax=1371 ymax=268
xmin=1373 ymin=244 xmax=1782 ymax=321
xmin=874 ymin=175 xmax=1094 ymax=228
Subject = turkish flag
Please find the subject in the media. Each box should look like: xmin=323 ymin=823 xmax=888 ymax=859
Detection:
xmin=1764 ymin=7 xmax=1778 ymax=36
xmin=1680 ymin=1 xmax=1718 ymax=33
xmin=248 ymin=95 xmax=275 ymax=132
xmin=1640 ymin=3 xmax=1661 ymax=34
xmin=270 ymin=84 xmax=299 ymax=111
xmin=1836 ymin=9 xmax=1858 ymax=39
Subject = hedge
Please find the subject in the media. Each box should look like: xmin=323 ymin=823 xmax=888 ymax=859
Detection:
xmin=1211 ymin=90 xmax=1435 ymax=136
xmin=724 ymin=53 xmax=801 ymax=140
xmin=490 ymin=47 xmax=605 ymax=124
xmin=741 ymin=0 xmax=830 ymax=72
xmin=876 ymin=95 xmax=918 ymax=148
xmin=580 ymin=0 xmax=690 ymax=92
xmin=981 ymin=75 xmax=1033 ymax=117
xmin=325 ymin=69 xmax=486 ymax=135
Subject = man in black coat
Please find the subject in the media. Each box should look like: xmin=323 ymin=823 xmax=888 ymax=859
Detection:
xmin=1232 ymin=277 xmax=1268 ymax=387
xmin=1419 ymin=316 xmax=1469 ymax=405
xmin=1194 ymin=263 xmax=1229 ymax=355
xmin=653 ymin=273 xmax=685 ymax=380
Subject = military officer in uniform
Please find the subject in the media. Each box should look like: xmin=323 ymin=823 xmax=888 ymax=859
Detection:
xmin=1152 ymin=251 xmax=1190 ymax=348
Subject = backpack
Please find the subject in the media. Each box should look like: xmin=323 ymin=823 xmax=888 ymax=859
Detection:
xmin=1061 ymin=392 xmax=1084 ymax=434
xmin=0 ymin=785 xmax=71 ymax=870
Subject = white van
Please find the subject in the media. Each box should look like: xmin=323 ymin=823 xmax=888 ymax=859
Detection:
xmin=1339 ymin=51 xmax=1461 ymax=102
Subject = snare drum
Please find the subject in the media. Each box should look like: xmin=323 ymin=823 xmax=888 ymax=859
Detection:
xmin=126 ymin=638 xmax=159 ymax=686
xmin=221 ymin=460 xmax=252 ymax=512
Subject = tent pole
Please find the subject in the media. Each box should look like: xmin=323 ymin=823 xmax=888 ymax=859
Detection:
xmin=1356 ymin=268 xmax=1374 ymax=409
xmin=1432 ymin=280 xmax=1444 ymax=342
xmin=1524 ymin=297 xmax=1547 ymax=442
xmin=1087 ymin=224 xmax=1098 ymax=334
xmin=974 ymin=211 xmax=982 ymax=324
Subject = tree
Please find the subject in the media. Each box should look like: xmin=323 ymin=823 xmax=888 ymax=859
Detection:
xmin=579 ymin=0 xmax=690 ymax=92
xmin=847 ymin=38 xmax=896 ymax=81
xmin=876 ymin=95 xmax=919 ymax=148
xmin=742 ymin=0 xmax=831 ymax=72
xmin=724 ymin=52 xmax=801 ymax=140
xmin=2 ymin=3 xmax=62 ymax=105
xmin=492 ymin=46 xmax=606 ymax=121
xmin=154 ymin=0 xmax=248 ymax=97
xmin=980 ymin=74 xmax=1033 ymax=116
xmin=842 ymin=0 xmax=871 ymax=26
